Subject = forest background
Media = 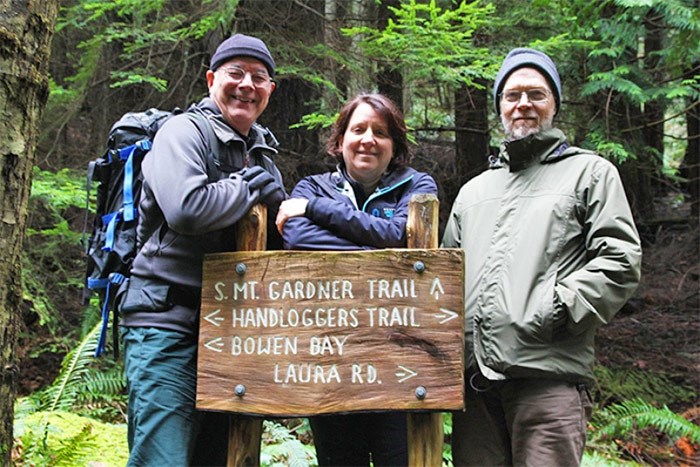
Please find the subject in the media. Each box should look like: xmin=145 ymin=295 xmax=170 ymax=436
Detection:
xmin=1 ymin=0 xmax=699 ymax=465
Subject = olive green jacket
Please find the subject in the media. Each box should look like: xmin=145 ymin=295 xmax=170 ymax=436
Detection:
xmin=442 ymin=128 xmax=642 ymax=384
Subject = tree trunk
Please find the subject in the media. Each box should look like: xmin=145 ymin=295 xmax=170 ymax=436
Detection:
xmin=454 ymin=79 xmax=490 ymax=186
xmin=376 ymin=0 xmax=403 ymax=111
xmin=347 ymin=0 xmax=373 ymax=95
xmin=640 ymin=10 xmax=665 ymax=198
xmin=683 ymin=84 xmax=699 ymax=218
xmin=0 ymin=0 xmax=59 ymax=463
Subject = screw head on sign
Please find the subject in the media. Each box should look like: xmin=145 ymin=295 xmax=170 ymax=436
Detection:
xmin=413 ymin=261 xmax=425 ymax=273
xmin=415 ymin=386 xmax=427 ymax=400
xmin=235 ymin=263 xmax=247 ymax=275
xmin=235 ymin=384 xmax=246 ymax=397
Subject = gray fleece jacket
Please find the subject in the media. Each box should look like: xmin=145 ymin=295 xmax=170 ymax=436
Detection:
xmin=121 ymin=97 xmax=283 ymax=334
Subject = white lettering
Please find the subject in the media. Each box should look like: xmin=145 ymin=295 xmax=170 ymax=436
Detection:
xmin=351 ymin=364 xmax=380 ymax=384
xmin=233 ymin=281 xmax=258 ymax=300
xmin=274 ymin=363 xmax=341 ymax=384
xmin=214 ymin=281 xmax=226 ymax=301
xmin=367 ymin=279 xmax=418 ymax=299
xmin=309 ymin=335 xmax=349 ymax=355
xmin=231 ymin=307 xmax=359 ymax=328
xmin=231 ymin=335 xmax=297 ymax=355
xmin=267 ymin=280 xmax=354 ymax=301
xmin=365 ymin=307 xmax=419 ymax=327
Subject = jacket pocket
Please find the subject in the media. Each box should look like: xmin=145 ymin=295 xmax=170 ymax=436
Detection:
xmin=117 ymin=276 xmax=173 ymax=313
xmin=516 ymin=268 xmax=560 ymax=343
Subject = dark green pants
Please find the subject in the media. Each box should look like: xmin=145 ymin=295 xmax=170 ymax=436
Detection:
xmin=122 ymin=327 xmax=229 ymax=466
xmin=451 ymin=370 xmax=592 ymax=466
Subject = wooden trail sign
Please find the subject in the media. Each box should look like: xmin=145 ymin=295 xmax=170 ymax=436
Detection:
xmin=197 ymin=248 xmax=464 ymax=416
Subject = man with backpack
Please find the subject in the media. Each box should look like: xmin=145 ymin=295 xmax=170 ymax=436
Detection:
xmin=118 ymin=34 xmax=285 ymax=466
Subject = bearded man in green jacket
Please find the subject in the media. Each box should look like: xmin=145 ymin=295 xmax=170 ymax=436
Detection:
xmin=442 ymin=48 xmax=642 ymax=466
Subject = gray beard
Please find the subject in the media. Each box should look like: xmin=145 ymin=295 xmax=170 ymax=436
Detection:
xmin=504 ymin=120 xmax=553 ymax=141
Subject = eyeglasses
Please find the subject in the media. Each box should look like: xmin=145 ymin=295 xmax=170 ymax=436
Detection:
xmin=500 ymin=88 xmax=551 ymax=103
xmin=220 ymin=66 xmax=272 ymax=87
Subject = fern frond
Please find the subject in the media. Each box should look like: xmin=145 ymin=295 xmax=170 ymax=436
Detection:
xmin=43 ymin=321 xmax=103 ymax=412
xmin=261 ymin=420 xmax=315 ymax=466
xmin=591 ymin=398 xmax=700 ymax=444
xmin=52 ymin=423 xmax=96 ymax=466
xmin=76 ymin=368 xmax=125 ymax=400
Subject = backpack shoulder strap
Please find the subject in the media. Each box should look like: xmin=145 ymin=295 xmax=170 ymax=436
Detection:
xmin=186 ymin=112 xmax=220 ymax=183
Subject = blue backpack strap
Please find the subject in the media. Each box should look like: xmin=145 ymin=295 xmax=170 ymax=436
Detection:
xmin=119 ymin=143 xmax=143 ymax=222
xmin=94 ymin=273 xmax=127 ymax=357
xmin=101 ymin=211 xmax=120 ymax=252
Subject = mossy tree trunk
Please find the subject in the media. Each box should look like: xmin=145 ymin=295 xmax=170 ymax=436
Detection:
xmin=0 ymin=0 xmax=59 ymax=463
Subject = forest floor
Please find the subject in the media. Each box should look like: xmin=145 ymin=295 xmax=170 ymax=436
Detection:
xmin=14 ymin=196 xmax=700 ymax=465
xmin=596 ymin=197 xmax=698 ymax=401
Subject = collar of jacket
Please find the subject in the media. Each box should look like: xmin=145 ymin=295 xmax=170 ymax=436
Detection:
xmin=195 ymin=97 xmax=277 ymax=156
xmin=332 ymin=164 xmax=416 ymax=210
xmin=332 ymin=164 xmax=415 ymax=191
xmin=498 ymin=128 xmax=569 ymax=172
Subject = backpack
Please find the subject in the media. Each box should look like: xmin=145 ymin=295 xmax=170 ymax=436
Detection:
xmin=83 ymin=108 xmax=278 ymax=357
xmin=83 ymin=108 xmax=180 ymax=357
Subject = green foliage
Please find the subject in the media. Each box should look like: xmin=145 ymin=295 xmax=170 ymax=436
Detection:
xmin=261 ymin=419 xmax=316 ymax=466
xmin=290 ymin=111 xmax=338 ymax=131
xmin=22 ymin=168 xmax=87 ymax=334
xmin=590 ymin=398 xmax=700 ymax=445
xmin=581 ymin=450 xmax=641 ymax=466
xmin=22 ymin=319 xmax=126 ymax=421
xmin=583 ymin=66 xmax=647 ymax=105
xmin=594 ymin=366 xmax=697 ymax=407
xmin=44 ymin=0 xmax=237 ymax=159
xmin=442 ymin=412 xmax=453 ymax=466
xmin=44 ymin=321 xmax=103 ymax=412
xmin=30 ymin=167 xmax=87 ymax=217
xmin=56 ymin=0 xmax=238 ymax=90
xmin=585 ymin=127 xmax=637 ymax=163
xmin=344 ymin=0 xmax=496 ymax=87
xmin=577 ymin=0 xmax=699 ymax=163
xmin=109 ymin=70 xmax=169 ymax=91
xmin=13 ymin=411 xmax=128 ymax=467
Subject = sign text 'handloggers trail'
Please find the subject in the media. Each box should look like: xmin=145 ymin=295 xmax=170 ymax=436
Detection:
xmin=196 ymin=249 xmax=465 ymax=417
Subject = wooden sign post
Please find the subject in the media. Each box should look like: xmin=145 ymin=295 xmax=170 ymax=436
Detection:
xmin=406 ymin=193 xmax=445 ymax=467
xmin=226 ymin=204 xmax=266 ymax=466
xmin=200 ymin=195 xmax=464 ymax=466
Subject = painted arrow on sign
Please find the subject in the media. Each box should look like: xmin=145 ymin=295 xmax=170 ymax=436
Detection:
xmin=395 ymin=365 xmax=417 ymax=383
xmin=204 ymin=309 xmax=224 ymax=327
xmin=429 ymin=277 xmax=445 ymax=299
xmin=435 ymin=308 xmax=459 ymax=324
xmin=204 ymin=337 xmax=225 ymax=353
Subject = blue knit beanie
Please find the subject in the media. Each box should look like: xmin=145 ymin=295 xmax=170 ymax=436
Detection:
xmin=210 ymin=34 xmax=275 ymax=77
xmin=493 ymin=48 xmax=561 ymax=115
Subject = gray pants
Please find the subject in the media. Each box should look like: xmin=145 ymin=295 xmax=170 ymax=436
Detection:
xmin=451 ymin=370 xmax=592 ymax=467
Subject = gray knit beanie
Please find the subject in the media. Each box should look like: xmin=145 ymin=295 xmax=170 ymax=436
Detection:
xmin=210 ymin=34 xmax=275 ymax=77
xmin=493 ymin=48 xmax=561 ymax=115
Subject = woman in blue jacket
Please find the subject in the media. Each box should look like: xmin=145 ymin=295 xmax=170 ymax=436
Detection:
xmin=276 ymin=93 xmax=438 ymax=466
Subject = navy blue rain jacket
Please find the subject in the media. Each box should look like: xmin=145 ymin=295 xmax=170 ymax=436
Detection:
xmin=283 ymin=166 xmax=438 ymax=250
